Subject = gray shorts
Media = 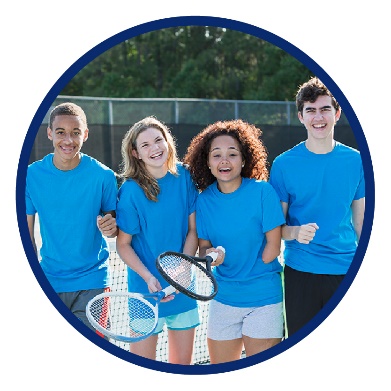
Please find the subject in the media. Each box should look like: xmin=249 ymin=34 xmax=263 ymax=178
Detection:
xmin=207 ymin=300 xmax=284 ymax=340
xmin=58 ymin=288 xmax=106 ymax=333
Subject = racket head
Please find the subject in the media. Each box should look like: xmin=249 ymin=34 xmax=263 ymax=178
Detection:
xmin=156 ymin=251 xmax=218 ymax=301
xmin=86 ymin=291 xmax=159 ymax=343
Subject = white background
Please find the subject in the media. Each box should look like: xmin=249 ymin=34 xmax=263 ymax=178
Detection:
xmin=3 ymin=2 xmax=388 ymax=389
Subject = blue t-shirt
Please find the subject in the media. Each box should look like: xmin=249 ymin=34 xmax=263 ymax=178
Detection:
xmin=116 ymin=163 xmax=198 ymax=317
xmin=196 ymin=177 xmax=285 ymax=307
xmin=25 ymin=153 xmax=118 ymax=292
xmin=269 ymin=141 xmax=365 ymax=274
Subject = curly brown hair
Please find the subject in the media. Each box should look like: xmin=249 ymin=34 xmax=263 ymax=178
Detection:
xmin=183 ymin=119 xmax=269 ymax=191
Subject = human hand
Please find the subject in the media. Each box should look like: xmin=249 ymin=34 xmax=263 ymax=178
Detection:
xmin=97 ymin=214 xmax=118 ymax=237
xmin=295 ymin=223 xmax=319 ymax=244
xmin=206 ymin=245 xmax=226 ymax=266
xmin=147 ymin=276 xmax=175 ymax=303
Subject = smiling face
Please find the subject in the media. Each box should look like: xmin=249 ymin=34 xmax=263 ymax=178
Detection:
xmin=208 ymin=135 xmax=244 ymax=193
xmin=47 ymin=114 xmax=89 ymax=170
xmin=132 ymin=127 xmax=169 ymax=178
xmin=298 ymin=95 xmax=341 ymax=143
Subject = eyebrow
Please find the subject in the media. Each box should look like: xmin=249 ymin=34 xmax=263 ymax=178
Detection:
xmin=304 ymin=105 xmax=332 ymax=111
xmin=139 ymin=135 xmax=162 ymax=146
xmin=211 ymin=146 xmax=240 ymax=152
xmin=54 ymin=127 xmax=82 ymax=132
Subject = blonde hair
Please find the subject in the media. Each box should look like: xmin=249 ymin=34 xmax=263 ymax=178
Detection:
xmin=119 ymin=116 xmax=178 ymax=201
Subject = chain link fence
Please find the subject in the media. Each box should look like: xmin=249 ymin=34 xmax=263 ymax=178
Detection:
xmin=30 ymin=96 xmax=355 ymax=172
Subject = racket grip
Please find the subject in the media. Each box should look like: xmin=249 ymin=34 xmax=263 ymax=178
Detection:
xmin=208 ymin=246 xmax=225 ymax=261
xmin=162 ymin=285 xmax=176 ymax=297
xmin=216 ymin=246 xmax=225 ymax=253
xmin=208 ymin=251 xmax=219 ymax=261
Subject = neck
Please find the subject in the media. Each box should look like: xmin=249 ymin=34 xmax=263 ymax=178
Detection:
xmin=217 ymin=177 xmax=242 ymax=194
xmin=305 ymin=138 xmax=336 ymax=154
xmin=148 ymin=164 xmax=168 ymax=179
xmin=53 ymin=153 xmax=81 ymax=171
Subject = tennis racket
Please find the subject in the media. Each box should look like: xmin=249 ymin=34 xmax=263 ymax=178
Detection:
xmin=155 ymin=247 xmax=225 ymax=301
xmin=86 ymin=285 xmax=175 ymax=343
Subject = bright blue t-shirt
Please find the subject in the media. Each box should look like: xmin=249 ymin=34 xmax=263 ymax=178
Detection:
xmin=116 ymin=163 xmax=198 ymax=317
xmin=25 ymin=153 xmax=118 ymax=292
xmin=196 ymin=177 xmax=285 ymax=307
xmin=269 ymin=141 xmax=365 ymax=274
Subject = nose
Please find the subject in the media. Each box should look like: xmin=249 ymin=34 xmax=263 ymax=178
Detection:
xmin=218 ymin=154 xmax=229 ymax=163
xmin=63 ymin=133 xmax=73 ymax=143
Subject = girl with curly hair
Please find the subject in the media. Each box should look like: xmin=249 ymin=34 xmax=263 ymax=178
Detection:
xmin=183 ymin=119 xmax=285 ymax=363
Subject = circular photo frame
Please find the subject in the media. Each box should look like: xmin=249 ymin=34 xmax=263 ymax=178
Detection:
xmin=15 ymin=16 xmax=374 ymax=375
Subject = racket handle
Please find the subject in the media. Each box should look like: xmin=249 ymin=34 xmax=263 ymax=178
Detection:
xmin=162 ymin=285 xmax=176 ymax=296
xmin=208 ymin=246 xmax=225 ymax=262
xmin=216 ymin=246 xmax=225 ymax=253
xmin=208 ymin=251 xmax=219 ymax=261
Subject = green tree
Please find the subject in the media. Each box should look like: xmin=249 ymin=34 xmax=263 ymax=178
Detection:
xmin=61 ymin=27 xmax=311 ymax=101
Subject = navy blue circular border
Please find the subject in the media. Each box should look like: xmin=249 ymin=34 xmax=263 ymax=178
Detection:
xmin=15 ymin=16 xmax=374 ymax=375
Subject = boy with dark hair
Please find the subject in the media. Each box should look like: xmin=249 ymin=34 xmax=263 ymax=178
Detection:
xmin=270 ymin=77 xmax=365 ymax=336
xmin=26 ymin=102 xmax=118 ymax=333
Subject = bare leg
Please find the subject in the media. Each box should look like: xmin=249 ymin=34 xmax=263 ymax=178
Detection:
xmin=167 ymin=328 xmax=196 ymax=364
xmin=129 ymin=334 xmax=159 ymax=360
xmin=207 ymin=338 xmax=244 ymax=364
xmin=243 ymin=336 xmax=281 ymax=357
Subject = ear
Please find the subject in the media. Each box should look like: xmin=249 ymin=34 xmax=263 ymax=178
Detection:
xmin=131 ymin=149 xmax=139 ymax=159
xmin=47 ymin=127 xmax=53 ymax=140
xmin=335 ymin=108 xmax=342 ymax=123
xmin=83 ymin=128 xmax=89 ymax=142
xmin=298 ymin=111 xmax=304 ymax=124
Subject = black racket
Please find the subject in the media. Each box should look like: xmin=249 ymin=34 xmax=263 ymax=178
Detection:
xmin=156 ymin=247 xmax=224 ymax=301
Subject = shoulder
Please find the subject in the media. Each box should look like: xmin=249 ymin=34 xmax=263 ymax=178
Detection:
xmin=27 ymin=154 xmax=52 ymax=174
xmin=176 ymin=162 xmax=191 ymax=176
xmin=119 ymin=178 xmax=138 ymax=192
xmin=198 ymin=181 xmax=215 ymax=199
xmin=335 ymin=142 xmax=361 ymax=157
xmin=118 ymin=179 xmax=146 ymax=200
xmin=273 ymin=142 xmax=305 ymax=164
xmin=81 ymin=154 xmax=116 ymax=179
xmin=82 ymin=154 xmax=113 ymax=172
xmin=246 ymin=178 xmax=275 ymax=194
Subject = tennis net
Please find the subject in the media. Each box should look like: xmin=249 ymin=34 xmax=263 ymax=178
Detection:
xmin=107 ymin=244 xmax=212 ymax=364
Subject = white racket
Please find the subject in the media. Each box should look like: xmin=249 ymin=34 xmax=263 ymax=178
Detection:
xmin=86 ymin=286 xmax=175 ymax=343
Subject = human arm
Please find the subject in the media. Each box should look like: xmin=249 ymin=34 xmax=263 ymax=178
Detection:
xmin=280 ymin=201 xmax=319 ymax=244
xmin=352 ymin=197 xmax=365 ymax=242
xmin=26 ymin=214 xmax=38 ymax=256
xmin=182 ymin=212 xmax=198 ymax=256
xmin=116 ymin=229 xmax=173 ymax=301
xmin=97 ymin=211 xmax=118 ymax=238
xmin=262 ymin=225 xmax=282 ymax=264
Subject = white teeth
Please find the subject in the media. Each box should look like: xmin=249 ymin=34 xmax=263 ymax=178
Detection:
xmin=313 ymin=124 xmax=325 ymax=128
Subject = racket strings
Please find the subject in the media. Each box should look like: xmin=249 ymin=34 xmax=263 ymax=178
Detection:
xmin=159 ymin=254 xmax=216 ymax=298
xmin=89 ymin=294 xmax=157 ymax=339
